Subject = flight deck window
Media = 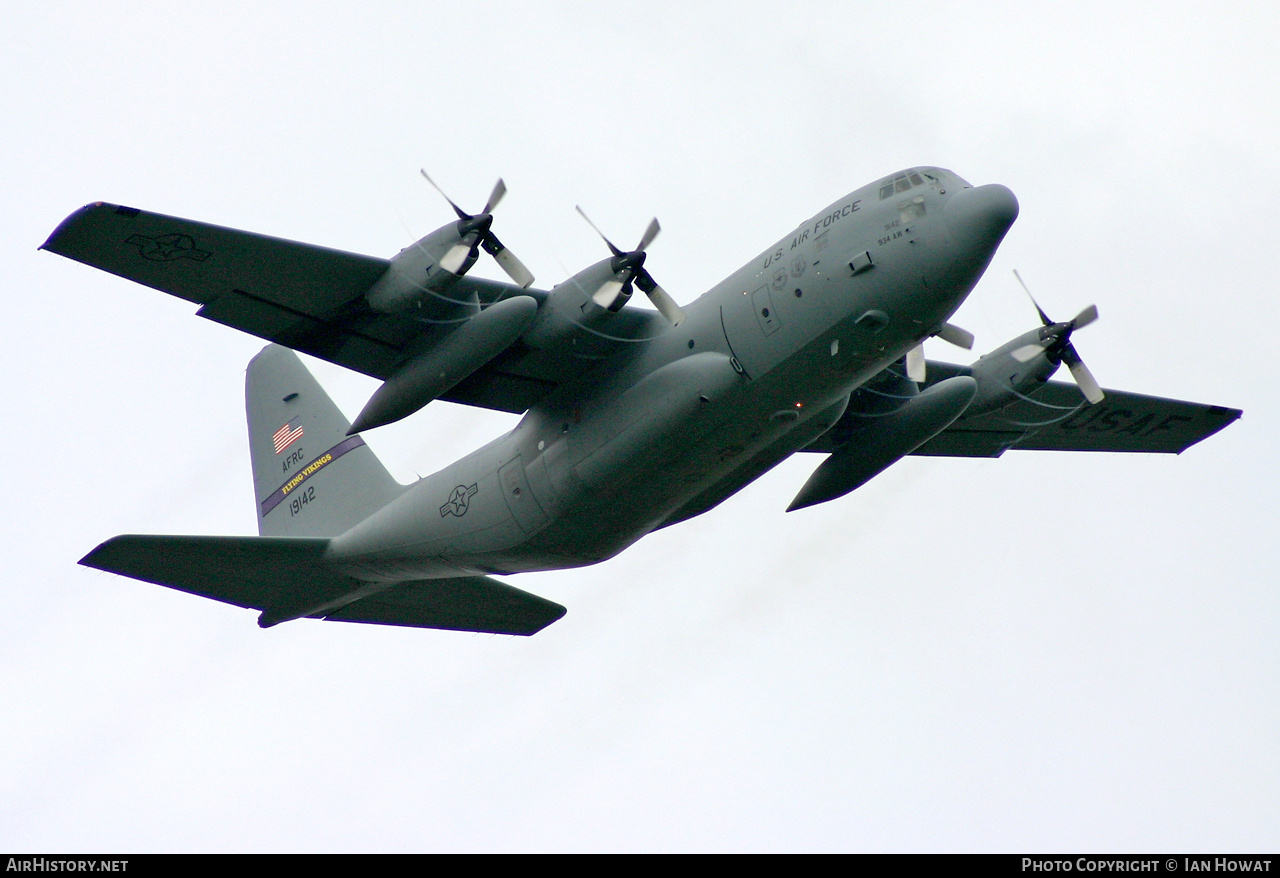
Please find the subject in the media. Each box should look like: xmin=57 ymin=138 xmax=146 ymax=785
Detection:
xmin=879 ymin=172 xmax=925 ymax=200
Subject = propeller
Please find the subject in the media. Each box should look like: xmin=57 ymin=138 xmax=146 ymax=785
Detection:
xmin=905 ymin=321 xmax=975 ymax=383
xmin=1010 ymin=269 xmax=1104 ymax=404
xmin=420 ymin=170 xmax=535 ymax=288
xmin=576 ymin=207 xmax=687 ymax=326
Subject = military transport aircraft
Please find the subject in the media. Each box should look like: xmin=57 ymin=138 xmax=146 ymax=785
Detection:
xmin=43 ymin=168 xmax=1240 ymax=635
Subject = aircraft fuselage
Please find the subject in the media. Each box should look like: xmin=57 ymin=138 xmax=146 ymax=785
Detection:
xmin=326 ymin=168 xmax=1019 ymax=582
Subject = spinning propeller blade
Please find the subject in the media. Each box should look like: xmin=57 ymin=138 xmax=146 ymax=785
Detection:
xmin=1010 ymin=270 xmax=1104 ymax=404
xmin=936 ymin=322 xmax=975 ymax=350
xmin=576 ymin=208 xmax=684 ymax=324
xmin=420 ymin=170 xmax=534 ymax=287
xmin=907 ymin=322 xmax=974 ymax=383
xmin=906 ymin=344 xmax=927 ymax=383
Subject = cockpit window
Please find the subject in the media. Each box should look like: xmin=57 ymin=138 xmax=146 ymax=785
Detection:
xmin=879 ymin=168 xmax=960 ymax=199
xmin=879 ymin=171 xmax=926 ymax=200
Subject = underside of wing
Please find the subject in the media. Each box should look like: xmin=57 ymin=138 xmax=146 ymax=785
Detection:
xmin=44 ymin=202 xmax=661 ymax=414
xmin=801 ymin=361 xmax=1240 ymax=457
xmin=43 ymin=202 xmax=416 ymax=373
xmin=911 ymin=362 xmax=1241 ymax=457
xmin=81 ymin=534 xmax=565 ymax=635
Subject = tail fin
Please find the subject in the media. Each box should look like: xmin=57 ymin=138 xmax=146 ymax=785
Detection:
xmin=247 ymin=345 xmax=405 ymax=537
xmin=78 ymin=345 xmax=565 ymax=635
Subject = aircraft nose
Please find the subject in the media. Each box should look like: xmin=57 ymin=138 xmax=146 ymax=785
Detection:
xmin=945 ymin=183 xmax=1019 ymax=252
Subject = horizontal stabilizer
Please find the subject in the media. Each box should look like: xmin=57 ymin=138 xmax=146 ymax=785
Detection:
xmin=323 ymin=577 xmax=566 ymax=636
xmin=81 ymin=534 xmax=339 ymax=611
xmin=80 ymin=534 xmax=565 ymax=635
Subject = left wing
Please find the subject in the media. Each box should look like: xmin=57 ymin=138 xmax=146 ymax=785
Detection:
xmin=43 ymin=202 xmax=660 ymax=414
xmin=913 ymin=383 xmax=1240 ymax=457
xmin=891 ymin=360 xmax=1237 ymax=457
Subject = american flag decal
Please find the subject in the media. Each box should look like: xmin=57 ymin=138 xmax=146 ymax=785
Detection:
xmin=272 ymin=418 xmax=304 ymax=454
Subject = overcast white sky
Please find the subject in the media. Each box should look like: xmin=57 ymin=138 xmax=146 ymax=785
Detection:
xmin=3 ymin=1 xmax=1275 ymax=852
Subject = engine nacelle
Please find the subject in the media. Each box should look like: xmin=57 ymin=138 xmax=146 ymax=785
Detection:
xmin=520 ymin=257 xmax=636 ymax=353
xmin=365 ymin=221 xmax=479 ymax=315
xmin=965 ymin=328 xmax=1061 ymax=415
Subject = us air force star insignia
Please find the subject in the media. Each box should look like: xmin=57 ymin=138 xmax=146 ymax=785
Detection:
xmin=440 ymin=483 xmax=479 ymax=518
xmin=126 ymin=233 xmax=211 ymax=262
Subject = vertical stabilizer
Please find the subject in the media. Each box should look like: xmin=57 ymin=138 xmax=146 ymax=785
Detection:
xmin=247 ymin=345 xmax=405 ymax=537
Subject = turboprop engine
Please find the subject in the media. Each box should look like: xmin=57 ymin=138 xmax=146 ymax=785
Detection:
xmin=966 ymin=272 xmax=1103 ymax=415
xmin=348 ymin=175 xmax=541 ymax=432
xmin=523 ymin=210 xmax=686 ymax=353
xmin=365 ymin=174 xmax=534 ymax=315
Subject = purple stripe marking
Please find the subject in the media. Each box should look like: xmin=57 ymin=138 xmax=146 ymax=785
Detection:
xmin=260 ymin=435 xmax=366 ymax=516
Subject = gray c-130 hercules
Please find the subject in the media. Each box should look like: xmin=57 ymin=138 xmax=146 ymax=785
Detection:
xmin=44 ymin=167 xmax=1240 ymax=635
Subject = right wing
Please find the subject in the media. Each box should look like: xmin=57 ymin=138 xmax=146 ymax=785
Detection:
xmin=43 ymin=202 xmax=660 ymax=414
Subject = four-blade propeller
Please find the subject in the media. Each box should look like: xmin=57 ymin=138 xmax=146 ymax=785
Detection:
xmin=420 ymin=170 xmax=535 ymax=288
xmin=575 ymin=206 xmax=687 ymax=326
xmin=1010 ymin=269 xmax=1104 ymax=404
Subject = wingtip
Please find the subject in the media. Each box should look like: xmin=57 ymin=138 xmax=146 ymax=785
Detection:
xmin=78 ymin=534 xmax=127 ymax=571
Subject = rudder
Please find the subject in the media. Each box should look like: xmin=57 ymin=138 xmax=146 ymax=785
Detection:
xmin=247 ymin=345 xmax=405 ymax=537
